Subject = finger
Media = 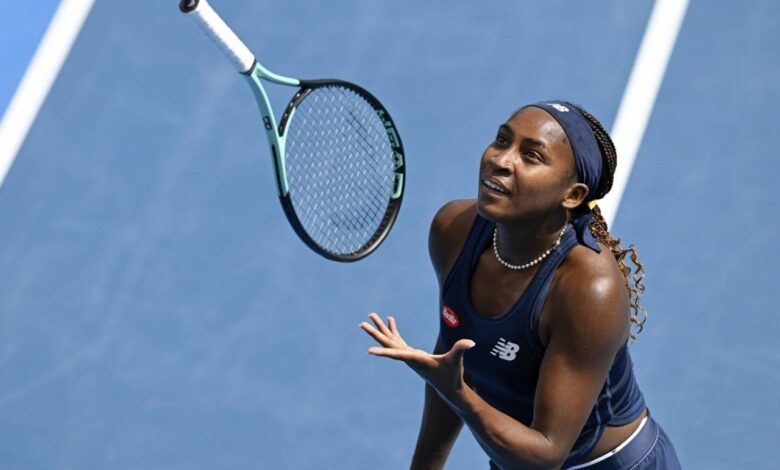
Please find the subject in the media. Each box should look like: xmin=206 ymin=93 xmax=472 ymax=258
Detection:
xmin=368 ymin=312 xmax=394 ymax=337
xmin=359 ymin=321 xmax=395 ymax=347
xmin=387 ymin=316 xmax=407 ymax=345
xmin=453 ymin=339 xmax=476 ymax=351
xmin=366 ymin=346 xmax=409 ymax=361
xmin=367 ymin=347 xmax=434 ymax=365
xmin=446 ymin=339 xmax=476 ymax=365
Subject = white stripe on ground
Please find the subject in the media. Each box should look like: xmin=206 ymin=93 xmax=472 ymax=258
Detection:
xmin=0 ymin=0 xmax=96 ymax=190
xmin=599 ymin=0 xmax=690 ymax=227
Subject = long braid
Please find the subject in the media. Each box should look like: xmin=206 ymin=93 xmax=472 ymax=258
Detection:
xmin=573 ymin=104 xmax=648 ymax=340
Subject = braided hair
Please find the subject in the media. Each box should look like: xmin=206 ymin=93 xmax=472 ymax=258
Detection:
xmin=571 ymin=104 xmax=648 ymax=341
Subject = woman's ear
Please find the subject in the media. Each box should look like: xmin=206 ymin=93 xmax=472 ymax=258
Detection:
xmin=562 ymin=182 xmax=590 ymax=210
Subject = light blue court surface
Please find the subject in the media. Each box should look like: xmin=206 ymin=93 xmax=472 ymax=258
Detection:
xmin=0 ymin=0 xmax=61 ymax=113
xmin=1 ymin=1 xmax=778 ymax=468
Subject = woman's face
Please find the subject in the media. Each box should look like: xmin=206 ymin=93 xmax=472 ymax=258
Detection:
xmin=477 ymin=106 xmax=587 ymax=223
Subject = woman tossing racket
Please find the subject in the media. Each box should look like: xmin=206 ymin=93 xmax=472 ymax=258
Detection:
xmin=360 ymin=102 xmax=681 ymax=469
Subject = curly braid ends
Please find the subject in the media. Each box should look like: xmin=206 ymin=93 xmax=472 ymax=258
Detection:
xmin=572 ymin=104 xmax=648 ymax=340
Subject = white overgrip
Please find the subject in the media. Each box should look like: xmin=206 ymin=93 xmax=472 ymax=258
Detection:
xmin=181 ymin=0 xmax=255 ymax=73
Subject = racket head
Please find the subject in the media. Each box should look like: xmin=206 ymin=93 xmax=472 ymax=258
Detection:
xmin=276 ymin=80 xmax=405 ymax=262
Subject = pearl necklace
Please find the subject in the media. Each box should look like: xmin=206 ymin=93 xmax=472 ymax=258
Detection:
xmin=492 ymin=225 xmax=568 ymax=271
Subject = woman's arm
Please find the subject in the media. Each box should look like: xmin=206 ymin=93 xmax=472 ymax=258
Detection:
xmin=410 ymin=339 xmax=464 ymax=470
xmin=408 ymin=200 xmax=476 ymax=468
xmin=428 ymin=199 xmax=476 ymax=285
xmin=445 ymin=271 xmax=628 ymax=469
xmin=360 ymin=268 xmax=629 ymax=469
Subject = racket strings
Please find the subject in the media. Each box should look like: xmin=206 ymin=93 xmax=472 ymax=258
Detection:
xmin=284 ymin=84 xmax=395 ymax=255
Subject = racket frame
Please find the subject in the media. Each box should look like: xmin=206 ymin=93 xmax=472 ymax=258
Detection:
xmin=180 ymin=0 xmax=405 ymax=261
xmin=276 ymin=79 xmax=405 ymax=261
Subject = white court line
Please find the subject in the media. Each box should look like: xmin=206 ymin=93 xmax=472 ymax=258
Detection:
xmin=599 ymin=0 xmax=690 ymax=227
xmin=0 ymin=0 xmax=96 ymax=190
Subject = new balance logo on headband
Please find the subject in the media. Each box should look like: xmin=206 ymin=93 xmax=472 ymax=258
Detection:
xmin=549 ymin=103 xmax=570 ymax=112
xmin=491 ymin=338 xmax=519 ymax=361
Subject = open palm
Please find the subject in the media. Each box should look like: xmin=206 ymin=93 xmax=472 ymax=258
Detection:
xmin=359 ymin=312 xmax=476 ymax=395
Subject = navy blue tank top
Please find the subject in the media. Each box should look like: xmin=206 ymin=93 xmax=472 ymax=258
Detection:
xmin=438 ymin=214 xmax=645 ymax=466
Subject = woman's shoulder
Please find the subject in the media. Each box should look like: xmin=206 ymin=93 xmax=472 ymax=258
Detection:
xmin=559 ymin=240 xmax=625 ymax=288
xmin=428 ymin=199 xmax=478 ymax=285
xmin=542 ymin=241 xmax=631 ymax=345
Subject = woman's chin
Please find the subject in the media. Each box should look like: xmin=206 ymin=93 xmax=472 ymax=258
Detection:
xmin=477 ymin=196 xmax=540 ymax=225
xmin=476 ymin=196 xmax=504 ymax=221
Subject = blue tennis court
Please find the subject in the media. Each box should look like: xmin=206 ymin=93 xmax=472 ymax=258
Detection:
xmin=1 ymin=0 xmax=778 ymax=468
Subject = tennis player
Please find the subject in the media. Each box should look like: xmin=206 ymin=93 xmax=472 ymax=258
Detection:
xmin=360 ymin=102 xmax=681 ymax=469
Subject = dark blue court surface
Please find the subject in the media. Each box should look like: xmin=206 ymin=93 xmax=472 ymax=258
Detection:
xmin=1 ymin=1 xmax=778 ymax=468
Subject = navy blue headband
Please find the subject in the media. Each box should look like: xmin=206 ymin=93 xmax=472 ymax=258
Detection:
xmin=525 ymin=101 xmax=604 ymax=252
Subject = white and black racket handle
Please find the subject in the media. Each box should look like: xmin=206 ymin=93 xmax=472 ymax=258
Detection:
xmin=179 ymin=0 xmax=255 ymax=73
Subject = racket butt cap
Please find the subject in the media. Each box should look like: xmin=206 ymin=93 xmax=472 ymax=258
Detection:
xmin=179 ymin=0 xmax=199 ymax=13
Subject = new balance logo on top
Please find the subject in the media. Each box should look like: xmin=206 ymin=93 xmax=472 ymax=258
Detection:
xmin=490 ymin=338 xmax=519 ymax=361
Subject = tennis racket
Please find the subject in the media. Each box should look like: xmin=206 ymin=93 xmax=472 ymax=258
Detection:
xmin=179 ymin=0 xmax=405 ymax=262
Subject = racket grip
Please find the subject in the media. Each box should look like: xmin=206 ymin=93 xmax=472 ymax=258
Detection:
xmin=179 ymin=0 xmax=255 ymax=74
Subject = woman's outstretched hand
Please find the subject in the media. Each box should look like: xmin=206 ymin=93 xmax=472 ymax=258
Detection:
xmin=359 ymin=312 xmax=476 ymax=396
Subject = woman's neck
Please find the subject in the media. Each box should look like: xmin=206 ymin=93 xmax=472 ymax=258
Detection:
xmin=493 ymin=213 xmax=569 ymax=266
